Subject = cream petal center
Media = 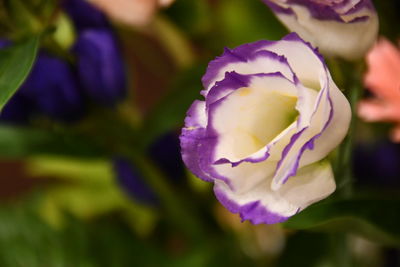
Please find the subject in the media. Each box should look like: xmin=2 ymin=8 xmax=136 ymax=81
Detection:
xmin=213 ymin=86 xmax=298 ymax=160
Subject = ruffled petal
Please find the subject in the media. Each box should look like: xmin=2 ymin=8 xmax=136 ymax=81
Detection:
xmin=180 ymin=101 xmax=213 ymax=182
xmin=258 ymin=32 xmax=325 ymax=89
xmin=271 ymin=74 xmax=350 ymax=190
xmin=202 ymin=46 xmax=296 ymax=94
xmin=214 ymin=161 xmax=335 ymax=224
xmin=300 ymin=79 xmax=351 ymax=165
xmin=263 ymin=0 xmax=378 ymax=60
xmin=208 ymin=73 xmax=299 ymax=163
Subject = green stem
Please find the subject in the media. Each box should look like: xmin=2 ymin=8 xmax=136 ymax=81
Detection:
xmin=74 ymin=109 xmax=205 ymax=242
xmin=122 ymin=150 xmax=206 ymax=242
xmin=331 ymin=61 xmax=364 ymax=267
xmin=334 ymin=62 xmax=363 ymax=198
xmin=336 ymin=81 xmax=362 ymax=197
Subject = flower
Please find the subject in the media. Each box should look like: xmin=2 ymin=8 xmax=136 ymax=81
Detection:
xmin=65 ymin=0 xmax=127 ymax=106
xmin=1 ymin=0 xmax=127 ymax=123
xmin=63 ymin=0 xmax=109 ymax=30
xmin=180 ymin=33 xmax=351 ymax=224
xmin=86 ymin=0 xmax=175 ymax=27
xmin=354 ymin=140 xmax=400 ymax=187
xmin=22 ymin=54 xmax=84 ymax=120
xmin=113 ymin=133 xmax=183 ymax=206
xmin=113 ymin=157 xmax=159 ymax=205
xmin=73 ymin=29 xmax=127 ymax=106
xmin=148 ymin=132 xmax=185 ymax=183
xmin=1 ymin=53 xmax=84 ymax=122
xmin=261 ymin=0 xmax=379 ymax=60
xmin=358 ymin=38 xmax=400 ymax=142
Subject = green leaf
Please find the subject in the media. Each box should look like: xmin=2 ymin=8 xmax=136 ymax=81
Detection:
xmin=283 ymin=198 xmax=400 ymax=247
xmin=0 ymin=36 xmax=39 ymax=110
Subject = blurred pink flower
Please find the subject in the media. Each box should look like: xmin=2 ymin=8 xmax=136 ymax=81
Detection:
xmin=358 ymin=38 xmax=400 ymax=142
xmin=87 ymin=0 xmax=174 ymax=27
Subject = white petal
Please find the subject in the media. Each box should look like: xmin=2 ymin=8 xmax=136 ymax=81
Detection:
xmin=259 ymin=37 xmax=325 ymax=90
xmin=205 ymin=51 xmax=295 ymax=93
xmin=300 ymin=79 xmax=351 ymax=165
xmin=271 ymin=75 xmax=350 ymax=190
xmin=213 ymin=160 xmax=277 ymax=194
xmin=214 ymin=161 xmax=335 ymax=222
xmin=277 ymin=161 xmax=336 ymax=211
xmin=184 ymin=100 xmax=207 ymax=128
xmin=275 ymin=6 xmax=379 ymax=60
xmin=210 ymin=75 xmax=299 ymax=162
xmin=271 ymin=78 xmax=331 ymax=190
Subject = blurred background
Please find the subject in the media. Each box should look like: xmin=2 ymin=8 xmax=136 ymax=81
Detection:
xmin=0 ymin=0 xmax=399 ymax=266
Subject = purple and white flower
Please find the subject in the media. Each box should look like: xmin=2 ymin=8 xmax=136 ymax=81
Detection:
xmin=262 ymin=0 xmax=379 ymax=60
xmin=180 ymin=33 xmax=351 ymax=224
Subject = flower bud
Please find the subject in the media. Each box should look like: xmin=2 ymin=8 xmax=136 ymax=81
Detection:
xmin=262 ymin=0 xmax=379 ymax=60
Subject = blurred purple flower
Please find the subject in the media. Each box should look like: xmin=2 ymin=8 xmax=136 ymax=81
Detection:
xmin=0 ymin=94 xmax=33 ymax=123
xmin=113 ymin=157 xmax=158 ymax=205
xmin=1 ymin=53 xmax=84 ymax=122
xmin=73 ymin=29 xmax=127 ymax=106
xmin=21 ymin=54 xmax=84 ymax=121
xmin=1 ymin=0 xmax=127 ymax=123
xmin=0 ymin=39 xmax=11 ymax=49
xmin=63 ymin=0 xmax=109 ymax=30
xmin=354 ymin=140 xmax=400 ymax=187
xmin=148 ymin=132 xmax=185 ymax=183
xmin=114 ymin=133 xmax=184 ymax=206
xmin=66 ymin=0 xmax=127 ymax=106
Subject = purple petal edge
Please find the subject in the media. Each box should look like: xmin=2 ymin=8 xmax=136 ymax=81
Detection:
xmin=262 ymin=0 xmax=375 ymax=23
xmin=282 ymin=32 xmax=326 ymax=65
xmin=280 ymin=89 xmax=334 ymax=185
xmin=181 ymin=32 xmax=340 ymax=225
xmin=180 ymin=100 xmax=213 ymax=183
xmin=209 ymin=71 xmax=299 ymax=167
xmin=267 ymin=32 xmax=335 ymax=185
xmin=182 ymin=69 xmax=300 ymax=189
xmin=275 ymin=75 xmax=334 ymax=186
xmin=202 ymin=34 xmax=313 ymax=93
xmin=186 ymin=33 xmax=327 ymax=188
xmin=202 ymin=40 xmax=294 ymax=92
xmin=214 ymin=186 xmax=289 ymax=224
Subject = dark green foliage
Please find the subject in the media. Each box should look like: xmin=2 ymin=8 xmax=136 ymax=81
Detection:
xmin=0 ymin=36 xmax=38 ymax=111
